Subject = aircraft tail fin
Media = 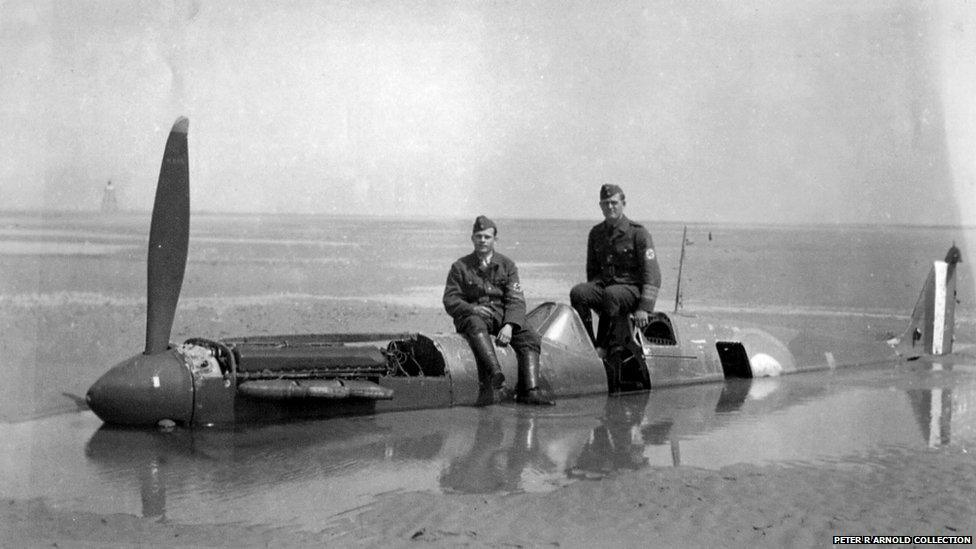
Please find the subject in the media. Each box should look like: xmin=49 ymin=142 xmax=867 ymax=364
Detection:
xmin=891 ymin=245 xmax=963 ymax=357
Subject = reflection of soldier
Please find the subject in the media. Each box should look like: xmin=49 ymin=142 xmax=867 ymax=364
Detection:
xmin=440 ymin=413 xmax=555 ymax=494
xmin=443 ymin=216 xmax=554 ymax=405
xmin=568 ymin=394 xmax=661 ymax=479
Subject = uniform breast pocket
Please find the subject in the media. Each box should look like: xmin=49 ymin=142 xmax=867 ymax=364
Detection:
xmin=613 ymin=243 xmax=634 ymax=267
xmin=614 ymin=243 xmax=632 ymax=258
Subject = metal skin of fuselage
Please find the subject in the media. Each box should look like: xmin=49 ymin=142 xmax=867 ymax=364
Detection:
xmin=84 ymin=301 xmax=900 ymax=427
xmin=84 ymin=117 xmax=953 ymax=428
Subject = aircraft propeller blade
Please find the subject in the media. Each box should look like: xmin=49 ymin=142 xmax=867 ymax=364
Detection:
xmin=145 ymin=117 xmax=190 ymax=355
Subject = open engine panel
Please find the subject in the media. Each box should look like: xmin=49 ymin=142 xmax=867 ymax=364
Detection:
xmin=386 ymin=334 xmax=447 ymax=377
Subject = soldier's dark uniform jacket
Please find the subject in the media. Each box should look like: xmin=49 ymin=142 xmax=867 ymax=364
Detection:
xmin=586 ymin=216 xmax=661 ymax=312
xmin=443 ymin=252 xmax=527 ymax=330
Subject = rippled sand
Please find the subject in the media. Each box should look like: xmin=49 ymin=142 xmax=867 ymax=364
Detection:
xmin=4 ymin=444 xmax=974 ymax=547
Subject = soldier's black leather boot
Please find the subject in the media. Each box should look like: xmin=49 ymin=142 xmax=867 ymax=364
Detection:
xmin=516 ymin=349 xmax=555 ymax=406
xmin=467 ymin=332 xmax=507 ymax=403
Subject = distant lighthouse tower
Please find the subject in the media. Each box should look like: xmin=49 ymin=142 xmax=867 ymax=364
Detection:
xmin=101 ymin=180 xmax=118 ymax=213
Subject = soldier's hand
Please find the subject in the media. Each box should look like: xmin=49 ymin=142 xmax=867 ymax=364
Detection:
xmin=473 ymin=305 xmax=493 ymax=319
xmin=496 ymin=324 xmax=513 ymax=346
xmin=633 ymin=309 xmax=650 ymax=329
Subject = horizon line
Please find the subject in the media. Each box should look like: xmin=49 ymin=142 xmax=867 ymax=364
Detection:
xmin=1 ymin=208 xmax=974 ymax=231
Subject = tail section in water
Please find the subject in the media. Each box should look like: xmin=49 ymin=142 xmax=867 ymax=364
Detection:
xmin=894 ymin=245 xmax=962 ymax=357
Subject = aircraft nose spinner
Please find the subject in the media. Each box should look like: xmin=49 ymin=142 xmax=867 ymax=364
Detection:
xmin=86 ymin=351 xmax=194 ymax=426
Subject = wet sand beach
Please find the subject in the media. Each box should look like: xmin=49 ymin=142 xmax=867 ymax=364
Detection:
xmin=2 ymin=213 xmax=975 ymax=547
xmin=4 ymin=444 xmax=974 ymax=548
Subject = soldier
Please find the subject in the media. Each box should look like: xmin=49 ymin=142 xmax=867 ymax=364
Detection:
xmin=570 ymin=184 xmax=661 ymax=355
xmin=443 ymin=216 xmax=554 ymax=406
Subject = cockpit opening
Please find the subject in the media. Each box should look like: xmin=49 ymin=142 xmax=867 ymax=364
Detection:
xmin=640 ymin=313 xmax=677 ymax=346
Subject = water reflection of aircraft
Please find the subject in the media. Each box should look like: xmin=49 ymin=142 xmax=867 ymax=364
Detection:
xmin=906 ymin=361 xmax=976 ymax=448
xmin=86 ymin=117 xmax=963 ymax=427
xmin=83 ymin=374 xmax=846 ymax=521
xmin=85 ymin=416 xmax=449 ymax=520
xmin=567 ymin=377 xmax=818 ymax=477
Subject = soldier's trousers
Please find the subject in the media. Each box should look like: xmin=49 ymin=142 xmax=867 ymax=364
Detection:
xmin=454 ymin=314 xmax=541 ymax=353
xmin=569 ymin=282 xmax=640 ymax=349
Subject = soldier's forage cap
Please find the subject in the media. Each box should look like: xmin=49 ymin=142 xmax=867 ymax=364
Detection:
xmin=472 ymin=215 xmax=497 ymax=234
xmin=600 ymin=184 xmax=625 ymax=200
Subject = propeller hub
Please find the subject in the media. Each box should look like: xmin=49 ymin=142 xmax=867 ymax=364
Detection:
xmin=87 ymin=350 xmax=194 ymax=426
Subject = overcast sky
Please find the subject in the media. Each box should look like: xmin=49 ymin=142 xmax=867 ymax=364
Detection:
xmin=2 ymin=0 xmax=975 ymax=225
